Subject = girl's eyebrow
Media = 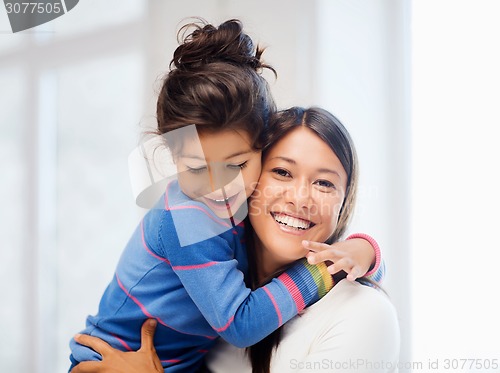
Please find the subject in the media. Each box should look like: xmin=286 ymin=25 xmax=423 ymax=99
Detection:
xmin=179 ymin=154 xmax=205 ymax=161
xmin=180 ymin=150 xmax=254 ymax=161
xmin=223 ymin=150 xmax=253 ymax=160
xmin=268 ymin=156 xmax=342 ymax=178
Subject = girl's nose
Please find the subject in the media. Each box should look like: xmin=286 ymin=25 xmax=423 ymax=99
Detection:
xmin=207 ymin=162 xmax=241 ymax=192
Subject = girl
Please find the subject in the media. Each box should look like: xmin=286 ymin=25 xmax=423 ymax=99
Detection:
xmin=69 ymin=21 xmax=383 ymax=372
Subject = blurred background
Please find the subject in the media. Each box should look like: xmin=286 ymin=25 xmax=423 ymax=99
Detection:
xmin=1 ymin=0 xmax=499 ymax=372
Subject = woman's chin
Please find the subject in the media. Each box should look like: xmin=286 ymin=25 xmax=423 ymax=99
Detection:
xmin=267 ymin=239 xmax=309 ymax=265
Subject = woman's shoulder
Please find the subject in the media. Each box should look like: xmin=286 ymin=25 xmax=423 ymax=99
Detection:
xmin=303 ymin=279 xmax=400 ymax=344
xmin=308 ymin=278 xmax=397 ymax=318
xmin=340 ymin=279 xmax=394 ymax=309
xmin=270 ymin=280 xmax=400 ymax=371
xmin=306 ymin=279 xmax=400 ymax=359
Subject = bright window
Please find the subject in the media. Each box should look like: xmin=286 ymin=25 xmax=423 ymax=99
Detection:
xmin=0 ymin=67 xmax=27 ymax=373
xmin=0 ymin=3 xmax=145 ymax=371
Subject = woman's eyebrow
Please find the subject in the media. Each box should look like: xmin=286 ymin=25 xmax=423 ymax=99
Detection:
xmin=317 ymin=168 xmax=342 ymax=179
xmin=268 ymin=156 xmax=296 ymax=164
xmin=269 ymin=156 xmax=342 ymax=178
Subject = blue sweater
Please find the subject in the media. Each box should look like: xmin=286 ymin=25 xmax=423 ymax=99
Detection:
xmin=69 ymin=181 xmax=335 ymax=372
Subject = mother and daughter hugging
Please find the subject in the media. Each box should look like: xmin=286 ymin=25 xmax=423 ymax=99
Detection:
xmin=68 ymin=18 xmax=400 ymax=373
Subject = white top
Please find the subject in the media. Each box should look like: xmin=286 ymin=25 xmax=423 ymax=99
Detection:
xmin=206 ymin=279 xmax=400 ymax=372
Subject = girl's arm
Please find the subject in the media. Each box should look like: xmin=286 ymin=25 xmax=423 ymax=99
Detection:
xmin=304 ymin=233 xmax=385 ymax=283
xmin=155 ymin=208 xmax=333 ymax=348
xmin=347 ymin=233 xmax=385 ymax=283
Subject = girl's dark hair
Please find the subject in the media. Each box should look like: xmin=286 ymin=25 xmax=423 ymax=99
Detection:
xmin=155 ymin=18 xmax=276 ymax=154
xmin=246 ymin=107 xmax=360 ymax=373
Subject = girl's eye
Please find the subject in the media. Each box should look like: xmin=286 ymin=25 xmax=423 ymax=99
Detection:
xmin=272 ymin=168 xmax=291 ymax=178
xmin=315 ymin=179 xmax=336 ymax=190
xmin=186 ymin=166 xmax=207 ymax=174
xmin=227 ymin=161 xmax=248 ymax=170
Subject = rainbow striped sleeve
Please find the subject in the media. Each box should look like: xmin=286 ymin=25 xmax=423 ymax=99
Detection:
xmin=277 ymin=259 xmax=334 ymax=313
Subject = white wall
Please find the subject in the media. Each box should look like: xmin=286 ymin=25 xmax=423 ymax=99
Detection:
xmin=412 ymin=0 xmax=500 ymax=366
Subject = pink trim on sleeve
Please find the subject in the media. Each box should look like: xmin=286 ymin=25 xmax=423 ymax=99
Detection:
xmin=346 ymin=233 xmax=381 ymax=277
xmin=278 ymin=272 xmax=306 ymax=313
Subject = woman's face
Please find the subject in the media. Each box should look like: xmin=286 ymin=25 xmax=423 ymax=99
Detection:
xmin=249 ymin=126 xmax=348 ymax=267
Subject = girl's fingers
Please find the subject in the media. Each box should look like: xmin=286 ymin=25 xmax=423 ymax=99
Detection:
xmin=139 ymin=319 xmax=157 ymax=352
xmin=307 ymin=247 xmax=342 ymax=265
xmin=327 ymin=263 xmax=340 ymax=275
xmin=70 ymin=361 xmax=102 ymax=373
xmin=326 ymin=257 xmax=353 ymax=275
xmin=302 ymin=240 xmax=331 ymax=253
xmin=346 ymin=265 xmax=362 ymax=281
xmin=74 ymin=334 xmax=113 ymax=356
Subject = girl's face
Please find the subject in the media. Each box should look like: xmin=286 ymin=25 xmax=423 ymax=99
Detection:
xmin=175 ymin=128 xmax=261 ymax=219
xmin=249 ymin=127 xmax=348 ymax=268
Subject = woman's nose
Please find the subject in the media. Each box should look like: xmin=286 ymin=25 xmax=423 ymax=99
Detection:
xmin=284 ymin=180 xmax=312 ymax=209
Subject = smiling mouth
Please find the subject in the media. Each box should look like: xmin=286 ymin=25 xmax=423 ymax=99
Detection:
xmin=271 ymin=212 xmax=315 ymax=230
xmin=203 ymin=193 xmax=239 ymax=210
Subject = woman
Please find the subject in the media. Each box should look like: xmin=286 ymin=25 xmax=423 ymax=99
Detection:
xmin=71 ymin=107 xmax=399 ymax=372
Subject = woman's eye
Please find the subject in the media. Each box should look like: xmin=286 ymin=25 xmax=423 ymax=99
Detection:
xmin=227 ymin=161 xmax=248 ymax=170
xmin=315 ymin=179 xmax=336 ymax=189
xmin=272 ymin=168 xmax=291 ymax=178
xmin=186 ymin=166 xmax=207 ymax=174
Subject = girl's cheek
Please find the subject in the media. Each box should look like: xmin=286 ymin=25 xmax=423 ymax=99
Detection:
xmin=248 ymin=196 xmax=262 ymax=216
xmin=243 ymin=169 xmax=261 ymax=197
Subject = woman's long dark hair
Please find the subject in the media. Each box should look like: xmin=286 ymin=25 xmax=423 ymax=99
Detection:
xmin=246 ymin=107 xmax=360 ymax=373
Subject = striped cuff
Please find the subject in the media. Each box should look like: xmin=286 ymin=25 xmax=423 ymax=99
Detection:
xmin=366 ymin=259 xmax=385 ymax=284
xmin=346 ymin=233 xmax=381 ymax=277
xmin=278 ymin=258 xmax=334 ymax=312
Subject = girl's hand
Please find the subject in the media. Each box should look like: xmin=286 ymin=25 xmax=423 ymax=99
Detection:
xmin=70 ymin=319 xmax=163 ymax=373
xmin=303 ymin=238 xmax=375 ymax=281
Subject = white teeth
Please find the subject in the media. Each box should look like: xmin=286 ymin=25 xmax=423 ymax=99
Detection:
xmin=214 ymin=198 xmax=228 ymax=203
xmin=273 ymin=213 xmax=311 ymax=230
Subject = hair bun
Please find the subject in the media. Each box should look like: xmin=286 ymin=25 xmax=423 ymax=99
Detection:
xmin=171 ymin=19 xmax=268 ymax=72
